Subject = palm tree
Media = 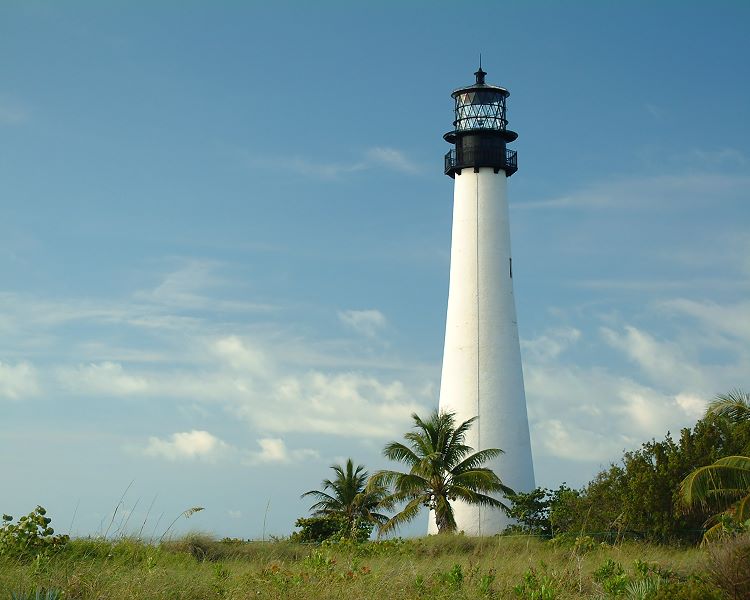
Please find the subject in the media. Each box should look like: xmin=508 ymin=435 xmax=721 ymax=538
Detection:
xmin=706 ymin=388 xmax=750 ymax=424
xmin=680 ymin=456 xmax=750 ymax=538
xmin=302 ymin=459 xmax=390 ymax=538
xmin=681 ymin=389 xmax=750 ymax=539
xmin=371 ymin=410 xmax=514 ymax=535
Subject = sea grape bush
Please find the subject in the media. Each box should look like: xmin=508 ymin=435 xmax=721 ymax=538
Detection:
xmin=0 ymin=506 xmax=69 ymax=559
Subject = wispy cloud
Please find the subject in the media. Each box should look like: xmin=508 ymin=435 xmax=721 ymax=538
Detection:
xmin=521 ymin=327 xmax=580 ymax=363
xmin=338 ymin=309 xmax=387 ymax=338
xmin=364 ymin=147 xmax=421 ymax=174
xmin=134 ymin=260 xmax=275 ymax=313
xmin=0 ymin=361 xmax=39 ymax=400
xmin=525 ymin=292 xmax=750 ymax=471
xmin=58 ymin=361 xmax=149 ymax=396
xmin=518 ymin=172 xmax=750 ymax=211
xmin=244 ymin=146 xmax=422 ymax=180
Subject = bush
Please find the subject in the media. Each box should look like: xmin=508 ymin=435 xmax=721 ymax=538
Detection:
xmin=650 ymin=578 xmax=726 ymax=600
xmin=290 ymin=515 xmax=346 ymax=543
xmin=0 ymin=507 xmax=68 ymax=560
xmin=290 ymin=515 xmax=373 ymax=544
xmin=706 ymin=533 xmax=750 ymax=599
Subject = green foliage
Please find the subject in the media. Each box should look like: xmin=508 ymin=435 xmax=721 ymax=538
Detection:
xmin=681 ymin=456 xmax=750 ymax=541
xmin=0 ymin=507 xmax=68 ymax=560
xmin=506 ymin=488 xmax=552 ymax=537
xmin=593 ymin=559 xmax=628 ymax=595
xmin=437 ymin=563 xmax=464 ymax=588
xmin=544 ymin=409 xmax=750 ymax=543
xmin=373 ymin=410 xmax=513 ymax=534
xmin=649 ymin=578 xmax=725 ymax=600
xmin=302 ymin=458 xmax=388 ymax=540
xmin=706 ymin=388 xmax=750 ymax=425
xmin=513 ymin=566 xmax=559 ymax=600
xmin=506 ymin=484 xmax=582 ymax=538
xmin=290 ymin=515 xmax=347 ymax=543
xmin=0 ymin=534 xmax=717 ymax=599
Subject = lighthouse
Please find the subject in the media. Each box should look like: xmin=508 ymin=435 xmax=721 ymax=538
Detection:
xmin=430 ymin=67 xmax=535 ymax=535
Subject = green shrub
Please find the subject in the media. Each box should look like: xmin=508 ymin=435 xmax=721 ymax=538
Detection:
xmin=649 ymin=578 xmax=726 ymax=600
xmin=0 ymin=507 xmax=68 ymax=560
xmin=437 ymin=563 xmax=464 ymax=588
xmin=593 ymin=558 xmax=629 ymax=595
xmin=513 ymin=567 xmax=559 ymax=599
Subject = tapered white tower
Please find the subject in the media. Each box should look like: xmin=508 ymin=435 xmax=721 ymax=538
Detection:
xmin=430 ymin=67 xmax=535 ymax=536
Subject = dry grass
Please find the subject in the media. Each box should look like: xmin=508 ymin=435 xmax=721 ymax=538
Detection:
xmin=0 ymin=535 xmax=716 ymax=599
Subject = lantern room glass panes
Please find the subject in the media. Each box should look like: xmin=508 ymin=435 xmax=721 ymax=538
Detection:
xmin=454 ymin=89 xmax=508 ymax=131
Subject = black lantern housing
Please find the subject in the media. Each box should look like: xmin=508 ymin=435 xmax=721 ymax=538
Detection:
xmin=444 ymin=67 xmax=518 ymax=178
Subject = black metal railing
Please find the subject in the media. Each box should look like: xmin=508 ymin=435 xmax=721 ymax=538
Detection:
xmin=444 ymin=148 xmax=517 ymax=176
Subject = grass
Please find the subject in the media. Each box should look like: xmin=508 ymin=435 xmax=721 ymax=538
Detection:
xmin=0 ymin=534 xmax=717 ymax=599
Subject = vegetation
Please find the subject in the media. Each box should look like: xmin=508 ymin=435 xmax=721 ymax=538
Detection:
xmin=508 ymin=408 xmax=750 ymax=544
xmin=297 ymin=459 xmax=389 ymax=542
xmin=0 ymin=533 xmax=727 ymax=599
xmin=371 ymin=410 xmax=513 ymax=534
xmin=706 ymin=389 xmax=750 ymax=424
xmin=680 ymin=389 xmax=750 ymax=541
xmin=0 ymin=507 xmax=69 ymax=560
xmin=6 ymin=391 xmax=750 ymax=598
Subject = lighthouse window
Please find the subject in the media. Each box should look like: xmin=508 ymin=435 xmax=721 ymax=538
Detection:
xmin=509 ymin=258 xmax=513 ymax=278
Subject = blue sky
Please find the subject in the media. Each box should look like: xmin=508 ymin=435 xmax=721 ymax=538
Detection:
xmin=1 ymin=1 xmax=749 ymax=539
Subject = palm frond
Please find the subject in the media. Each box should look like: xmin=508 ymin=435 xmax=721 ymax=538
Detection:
xmin=451 ymin=487 xmax=509 ymax=511
xmin=378 ymin=496 xmax=426 ymax=535
xmin=706 ymin=388 xmax=750 ymax=423
xmin=735 ymin=493 xmax=750 ymax=522
xmin=301 ymin=489 xmax=338 ymax=503
xmin=680 ymin=455 xmax=750 ymax=509
xmin=383 ymin=441 xmax=421 ymax=467
xmin=391 ymin=472 xmax=431 ymax=496
xmin=446 ymin=415 xmax=477 ymax=451
xmin=452 ymin=448 xmax=504 ymax=475
xmin=452 ymin=467 xmax=514 ymax=495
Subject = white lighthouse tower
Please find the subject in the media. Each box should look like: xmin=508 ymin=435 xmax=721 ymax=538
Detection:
xmin=430 ymin=67 xmax=535 ymax=536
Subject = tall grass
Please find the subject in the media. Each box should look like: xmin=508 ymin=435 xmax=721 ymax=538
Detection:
xmin=0 ymin=534 xmax=719 ymax=599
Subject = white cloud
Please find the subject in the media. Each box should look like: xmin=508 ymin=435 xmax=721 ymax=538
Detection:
xmin=245 ymin=146 xmax=420 ymax=180
xmin=227 ymin=510 xmax=242 ymax=519
xmin=230 ymin=368 xmax=427 ymax=439
xmin=51 ymin=329 xmax=430 ymax=441
xmin=144 ymin=430 xmax=230 ymax=462
xmin=338 ymin=309 xmax=387 ymax=338
xmin=660 ymin=299 xmax=750 ymax=343
xmin=521 ymin=327 xmax=581 ymax=363
xmin=58 ymin=362 xmax=149 ymax=396
xmin=135 ymin=261 xmax=274 ymax=313
xmin=0 ymin=361 xmax=39 ymax=400
xmin=519 ymin=172 xmax=750 ymax=211
xmin=244 ymin=438 xmax=318 ymax=465
xmin=600 ymin=325 xmax=703 ymax=389
xmin=365 ymin=147 xmax=421 ymax=174
xmin=212 ymin=335 xmax=272 ymax=375
xmin=675 ymin=393 xmax=707 ymax=419
xmin=526 ymin=360 xmax=704 ymax=463
xmin=535 ymin=418 xmax=631 ymax=462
